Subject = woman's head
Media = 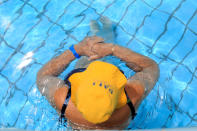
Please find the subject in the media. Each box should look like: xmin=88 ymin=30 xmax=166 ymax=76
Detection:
xmin=69 ymin=61 xmax=128 ymax=124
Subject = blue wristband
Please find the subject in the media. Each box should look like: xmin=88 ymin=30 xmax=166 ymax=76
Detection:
xmin=69 ymin=45 xmax=81 ymax=58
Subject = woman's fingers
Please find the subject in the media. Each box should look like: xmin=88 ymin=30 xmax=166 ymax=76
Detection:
xmin=79 ymin=36 xmax=109 ymax=58
xmin=91 ymin=36 xmax=104 ymax=43
xmin=88 ymin=55 xmax=99 ymax=61
xmin=91 ymin=44 xmax=99 ymax=51
xmin=86 ymin=50 xmax=95 ymax=57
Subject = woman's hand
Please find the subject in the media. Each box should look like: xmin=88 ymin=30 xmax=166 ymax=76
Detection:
xmin=75 ymin=36 xmax=104 ymax=57
xmin=88 ymin=42 xmax=114 ymax=60
xmin=75 ymin=36 xmax=114 ymax=60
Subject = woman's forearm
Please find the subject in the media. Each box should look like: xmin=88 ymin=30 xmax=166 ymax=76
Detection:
xmin=37 ymin=36 xmax=105 ymax=79
xmin=112 ymin=45 xmax=156 ymax=72
xmin=37 ymin=45 xmax=82 ymax=79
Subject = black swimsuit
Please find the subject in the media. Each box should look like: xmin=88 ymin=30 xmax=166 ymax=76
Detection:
xmin=60 ymin=68 xmax=137 ymax=122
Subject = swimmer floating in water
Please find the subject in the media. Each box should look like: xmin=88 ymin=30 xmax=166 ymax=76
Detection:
xmin=36 ymin=17 xmax=159 ymax=130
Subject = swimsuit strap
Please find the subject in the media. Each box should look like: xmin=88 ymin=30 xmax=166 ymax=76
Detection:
xmin=127 ymin=100 xmax=137 ymax=119
xmin=60 ymin=88 xmax=71 ymax=119
xmin=124 ymin=88 xmax=137 ymax=120
xmin=60 ymin=68 xmax=87 ymax=119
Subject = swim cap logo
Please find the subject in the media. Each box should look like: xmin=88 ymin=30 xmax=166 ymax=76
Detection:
xmin=92 ymin=81 xmax=113 ymax=94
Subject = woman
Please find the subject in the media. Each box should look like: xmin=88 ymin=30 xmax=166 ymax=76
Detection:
xmin=36 ymin=17 xmax=159 ymax=129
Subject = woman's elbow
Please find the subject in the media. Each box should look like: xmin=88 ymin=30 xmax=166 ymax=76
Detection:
xmin=36 ymin=68 xmax=46 ymax=91
xmin=150 ymin=60 xmax=160 ymax=80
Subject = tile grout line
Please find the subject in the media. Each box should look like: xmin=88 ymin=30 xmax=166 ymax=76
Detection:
xmin=126 ymin=0 xmax=164 ymax=46
xmin=149 ymin=0 xmax=186 ymax=53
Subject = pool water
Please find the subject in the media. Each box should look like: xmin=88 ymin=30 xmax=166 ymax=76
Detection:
xmin=0 ymin=0 xmax=197 ymax=130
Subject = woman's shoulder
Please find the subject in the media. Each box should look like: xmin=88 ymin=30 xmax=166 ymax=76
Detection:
xmin=66 ymin=100 xmax=131 ymax=130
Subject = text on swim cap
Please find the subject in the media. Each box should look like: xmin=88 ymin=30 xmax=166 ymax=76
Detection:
xmin=92 ymin=81 xmax=113 ymax=94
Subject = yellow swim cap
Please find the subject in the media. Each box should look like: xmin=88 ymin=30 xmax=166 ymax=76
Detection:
xmin=69 ymin=61 xmax=127 ymax=124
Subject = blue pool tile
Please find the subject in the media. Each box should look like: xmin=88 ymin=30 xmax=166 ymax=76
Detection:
xmin=71 ymin=8 xmax=99 ymax=41
xmin=58 ymin=0 xmax=87 ymax=31
xmin=62 ymin=36 xmax=77 ymax=46
xmin=194 ymin=115 xmax=197 ymax=121
xmin=129 ymin=88 xmax=158 ymax=129
xmin=183 ymin=44 xmax=197 ymax=72
xmin=152 ymin=18 xmax=185 ymax=57
xmin=174 ymin=0 xmax=197 ymax=24
xmin=82 ymin=7 xmax=100 ymax=22
xmin=115 ymin=26 xmax=132 ymax=47
xmin=29 ymin=88 xmax=58 ymax=129
xmin=143 ymin=100 xmax=171 ymax=128
xmin=190 ymin=0 xmax=197 ymax=8
xmin=27 ymin=90 xmax=57 ymax=130
xmin=33 ymin=27 xmax=66 ymax=64
xmin=135 ymin=10 xmax=169 ymax=47
xmin=0 ymin=0 xmax=23 ymax=17
xmin=15 ymin=100 xmax=44 ymax=130
xmin=196 ymin=71 xmax=197 ymax=79
xmin=143 ymin=0 xmax=161 ymax=8
xmin=173 ymin=65 xmax=192 ymax=84
xmin=28 ymin=85 xmax=43 ymax=105
xmin=166 ymin=65 xmax=192 ymax=105
xmin=119 ymin=0 xmax=152 ymax=36
xmin=169 ymin=30 xmax=197 ymax=62
xmin=128 ymin=39 xmax=149 ymax=56
xmin=0 ymin=90 xmax=27 ymax=126
xmin=53 ymin=41 xmax=73 ymax=58
xmin=45 ymin=0 xmax=73 ymax=21
xmin=188 ymin=12 xmax=197 ymax=34
xmin=158 ymin=0 xmax=183 ymax=14
xmin=0 ymin=75 xmax=9 ymax=102
xmin=179 ymin=78 xmax=197 ymax=116
xmin=91 ymin=0 xmax=114 ymax=14
xmin=46 ymin=26 xmax=66 ymax=50
xmin=16 ymin=64 xmax=42 ymax=93
xmin=15 ymin=101 xmax=33 ymax=129
xmin=165 ymin=111 xmax=191 ymax=128
xmin=29 ymin=0 xmax=49 ymax=12
xmin=166 ymin=78 xmax=184 ymax=105
xmin=157 ymin=84 xmax=165 ymax=100
xmin=0 ymin=42 xmax=14 ymax=69
xmin=148 ymin=54 xmax=162 ymax=64
xmin=33 ymin=25 xmax=66 ymax=64
xmin=35 ymin=111 xmax=57 ymax=130
xmin=21 ymin=17 xmax=52 ymax=53
xmin=189 ymin=121 xmax=197 ymax=127
xmin=1 ymin=53 xmax=26 ymax=83
xmin=158 ymin=59 xmax=177 ymax=82
xmin=71 ymin=24 xmax=90 ymax=42
xmin=81 ymin=0 xmax=92 ymax=5
xmin=33 ymin=46 xmax=54 ymax=64
xmin=27 ymin=91 xmax=59 ymax=130
xmin=83 ymin=6 xmax=100 ymax=21
xmin=35 ymin=112 xmax=58 ymax=130
xmin=144 ymin=84 xmax=159 ymax=104
xmin=165 ymin=93 xmax=177 ymax=113
xmin=4 ymin=5 xmax=39 ymax=48
xmin=0 ymin=0 xmax=23 ymax=35
xmin=103 ymin=0 xmax=135 ymax=21
xmin=57 ymin=37 xmax=79 ymax=79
